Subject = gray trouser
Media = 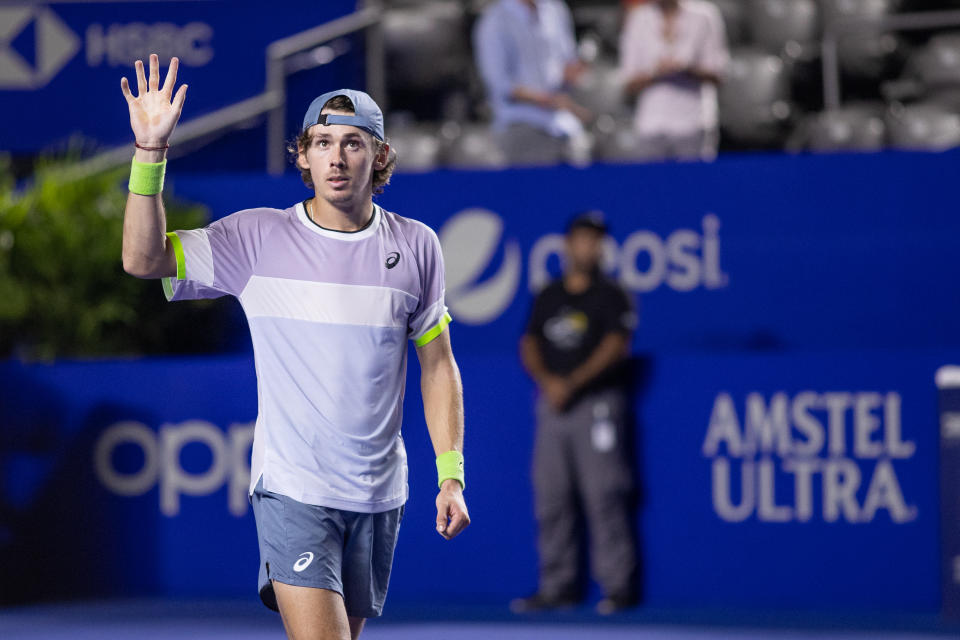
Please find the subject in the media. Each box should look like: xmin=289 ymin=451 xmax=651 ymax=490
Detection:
xmin=636 ymin=129 xmax=718 ymax=162
xmin=497 ymin=123 xmax=567 ymax=167
xmin=533 ymin=387 xmax=637 ymax=598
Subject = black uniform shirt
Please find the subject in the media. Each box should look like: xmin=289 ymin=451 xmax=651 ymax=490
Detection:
xmin=526 ymin=274 xmax=637 ymax=389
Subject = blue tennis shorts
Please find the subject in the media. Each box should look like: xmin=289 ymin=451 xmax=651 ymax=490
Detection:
xmin=251 ymin=477 xmax=404 ymax=618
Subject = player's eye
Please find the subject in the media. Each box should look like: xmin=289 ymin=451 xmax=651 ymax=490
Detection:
xmin=347 ymin=140 xmax=360 ymax=149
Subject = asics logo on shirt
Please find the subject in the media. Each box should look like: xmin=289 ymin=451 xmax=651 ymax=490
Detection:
xmin=293 ymin=552 xmax=314 ymax=572
xmin=385 ymin=252 xmax=400 ymax=269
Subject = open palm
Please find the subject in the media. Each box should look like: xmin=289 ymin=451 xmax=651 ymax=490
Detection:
xmin=120 ymin=54 xmax=187 ymax=146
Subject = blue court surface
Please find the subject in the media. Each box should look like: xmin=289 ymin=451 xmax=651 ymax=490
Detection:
xmin=2 ymin=600 xmax=959 ymax=639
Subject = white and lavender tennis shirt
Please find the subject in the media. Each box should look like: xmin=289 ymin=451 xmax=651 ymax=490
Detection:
xmin=163 ymin=201 xmax=451 ymax=513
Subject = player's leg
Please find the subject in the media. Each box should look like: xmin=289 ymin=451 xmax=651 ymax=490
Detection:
xmin=251 ymin=478 xmax=355 ymax=637
xmin=347 ymin=617 xmax=365 ymax=640
xmin=273 ymin=582 xmax=350 ymax=640
xmin=571 ymin=389 xmax=639 ymax=613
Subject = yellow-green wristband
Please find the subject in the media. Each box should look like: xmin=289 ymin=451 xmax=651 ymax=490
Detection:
xmin=129 ymin=157 xmax=167 ymax=195
xmin=436 ymin=450 xmax=465 ymax=490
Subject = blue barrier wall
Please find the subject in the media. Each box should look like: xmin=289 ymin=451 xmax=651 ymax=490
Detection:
xmin=3 ymin=151 xmax=959 ymax=610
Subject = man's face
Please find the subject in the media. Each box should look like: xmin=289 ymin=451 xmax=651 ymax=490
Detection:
xmin=298 ymin=109 xmax=388 ymax=207
xmin=565 ymin=227 xmax=604 ymax=273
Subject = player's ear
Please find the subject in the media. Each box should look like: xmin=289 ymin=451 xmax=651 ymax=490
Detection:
xmin=373 ymin=142 xmax=390 ymax=170
xmin=296 ymin=133 xmax=312 ymax=170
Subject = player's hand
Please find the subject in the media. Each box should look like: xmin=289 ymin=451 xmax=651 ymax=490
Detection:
xmin=436 ymin=479 xmax=470 ymax=540
xmin=120 ymin=54 xmax=188 ymax=147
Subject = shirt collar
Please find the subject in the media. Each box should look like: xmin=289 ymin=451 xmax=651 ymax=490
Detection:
xmin=295 ymin=201 xmax=381 ymax=241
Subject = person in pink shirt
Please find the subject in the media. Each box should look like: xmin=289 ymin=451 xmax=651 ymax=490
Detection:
xmin=619 ymin=0 xmax=729 ymax=161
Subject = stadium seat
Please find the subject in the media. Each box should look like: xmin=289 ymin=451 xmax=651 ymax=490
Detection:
xmin=570 ymin=58 xmax=630 ymax=121
xmin=704 ymin=0 xmax=747 ymax=47
xmin=926 ymin=86 xmax=960 ymax=111
xmin=571 ymin=4 xmax=622 ymax=56
xmin=718 ymin=48 xmax=794 ymax=147
xmin=913 ymin=32 xmax=960 ymax=89
xmin=441 ymin=123 xmax=510 ymax=169
xmin=591 ymin=115 xmax=649 ymax=163
xmin=886 ymin=101 xmax=960 ymax=151
xmin=383 ymin=2 xmax=470 ymax=94
xmin=385 ymin=124 xmax=443 ymax=173
xmin=820 ymin=0 xmax=904 ymax=79
xmin=748 ymin=0 xmax=820 ymax=57
xmin=803 ymin=103 xmax=887 ymax=152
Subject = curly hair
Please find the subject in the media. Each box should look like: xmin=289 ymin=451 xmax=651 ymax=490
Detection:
xmin=287 ymin=95 xmax=398 ymax=195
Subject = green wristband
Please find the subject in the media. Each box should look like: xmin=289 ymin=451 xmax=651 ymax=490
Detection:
xmin=129 ymin=157 xmax=167 ymax=195
xmin=436 ymin=450 xmax=465 ymax=490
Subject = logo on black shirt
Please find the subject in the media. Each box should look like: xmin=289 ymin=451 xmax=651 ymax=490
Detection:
xmin=385 ymin=252 xmax=400 ymax=269
xmin=544 ymin=308 xmax=589 ymax=349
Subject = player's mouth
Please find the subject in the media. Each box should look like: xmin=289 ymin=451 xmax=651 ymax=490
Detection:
xmin=327 ymin=175 xmax=350 ymax=188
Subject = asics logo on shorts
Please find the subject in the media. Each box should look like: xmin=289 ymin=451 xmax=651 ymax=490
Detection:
xmin=293 ymin=551 xmax=315 ymax=572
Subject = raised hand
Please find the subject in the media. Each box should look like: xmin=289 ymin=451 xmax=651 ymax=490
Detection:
xmin=120 ymin=54 xmax=187 ymax=148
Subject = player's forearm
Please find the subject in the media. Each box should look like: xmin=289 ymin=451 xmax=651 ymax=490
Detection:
xmin=566 ymin=332 xmax=630 ymax=392
xmin=122 ymin=146 xmax=176 ymax=279
xmin=421 ymin=351 xmax=465 ymax=456
xmin=122 ymin=196 xmax=175 ymax=278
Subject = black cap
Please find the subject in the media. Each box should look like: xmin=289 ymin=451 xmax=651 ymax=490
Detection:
xmin=565 ymin=210 xmax=608 ymax=235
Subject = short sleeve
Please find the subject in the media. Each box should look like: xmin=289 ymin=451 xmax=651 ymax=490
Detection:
xmin=601 ymin=285 xmax=638 ymax=336
xmin=408 ymin=225 xmax=452 ymax=347
xmin=163 ymin=208 xmax=276 ymax=302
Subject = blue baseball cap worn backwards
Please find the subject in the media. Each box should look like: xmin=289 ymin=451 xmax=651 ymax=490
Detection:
xmin=301 ymin=89 xmax=385 ymax=141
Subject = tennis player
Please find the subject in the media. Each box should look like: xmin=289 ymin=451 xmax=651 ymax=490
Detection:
xmin=120 ymin=54 xmax=469 ymax=640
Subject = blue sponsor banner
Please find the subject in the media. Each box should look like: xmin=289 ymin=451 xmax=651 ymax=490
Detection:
xmin=0 ymin=1 xmax=357 ymax=151
xmin=2 ymin=152 xmax=960 ymax=610
xmin=937 ymin=367 xmax=960 ymax=619
xmin=172 ymin=149 xmax=960 ymax=353
xmin=0 ymin=349 xmax=953 ymax=610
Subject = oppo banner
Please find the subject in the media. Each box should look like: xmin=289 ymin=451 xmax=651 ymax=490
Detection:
xmin=2 ymin=152 xmax=959 ymax=611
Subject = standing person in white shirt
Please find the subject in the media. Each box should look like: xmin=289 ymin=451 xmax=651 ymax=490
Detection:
xmin=619 ymin=0 xmax=729 ymax=161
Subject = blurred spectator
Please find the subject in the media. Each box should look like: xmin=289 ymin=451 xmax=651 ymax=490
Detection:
xmin=474 ymin=0 xmax=592 ymax=166
xmin=619 ymin=0 xmax=728 ymax=161
xmin=512 ymin=212 xmax=639 ymax=616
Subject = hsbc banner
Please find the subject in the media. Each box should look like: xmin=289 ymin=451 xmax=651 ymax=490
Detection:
xmin=0 ymin=0 xmax=356 ymax=151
